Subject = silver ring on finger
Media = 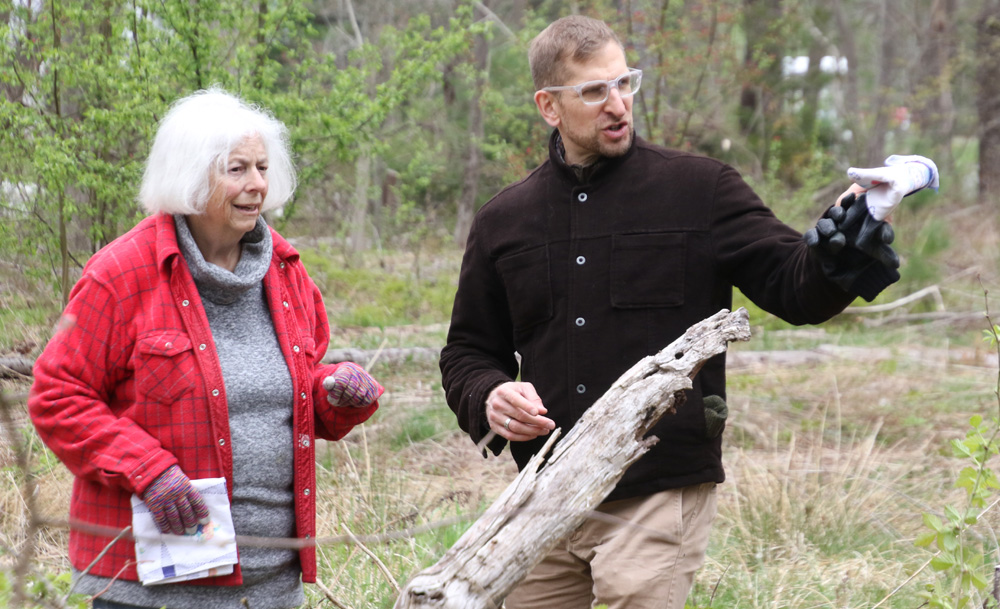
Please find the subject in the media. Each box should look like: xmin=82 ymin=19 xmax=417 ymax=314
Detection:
xmin=503 ymin=416 xmax=512 ymax=431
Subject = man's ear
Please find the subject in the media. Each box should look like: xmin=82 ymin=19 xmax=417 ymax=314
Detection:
xmin=534 ymin=90 xmax=561 ymax=128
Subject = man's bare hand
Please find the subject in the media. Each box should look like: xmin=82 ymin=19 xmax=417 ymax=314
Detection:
xmin=486 ymin=382 xmax=556 ymax=441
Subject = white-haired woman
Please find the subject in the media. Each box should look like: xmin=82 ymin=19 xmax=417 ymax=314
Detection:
xmin=29 ymin=89 xmax=383 ymax=609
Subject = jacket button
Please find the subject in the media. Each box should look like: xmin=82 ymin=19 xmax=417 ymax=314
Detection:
xmin=181 ymin=300 xmax=190 ymax=307
xmin=165 ymin=342 xmax=172 ymax=349
xmin=199 ymin=344 xmax=207 ymax=350
xmin=283 ymin=301 xmax=289 ymax=308
xmin=219 ymin=438 xmax=225 ymax=446
xmin=577 ymin=192 xmax=588 ymax=203
xmin=280 ymin=262 xmax=286 ymax=269
xmin=301 ymin=392 xmax=307 ymax=400
xmin=575 ymin=317 xmax=585 ymax=327
xmin=576 ymin=384 xmax=586 ymax=394
xmin=304 ymin=488 xmax=310 ymax=496
xmin=576 ymin=256 xmax=586 ymax=265
xmin=212 ymin=389 xmax=219 ymax=396
xmin=293 ymin=345 xmax=300 ymax=353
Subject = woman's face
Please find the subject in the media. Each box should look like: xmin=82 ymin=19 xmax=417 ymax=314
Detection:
xmin=201 ymin=134 xmax=269 ymax=242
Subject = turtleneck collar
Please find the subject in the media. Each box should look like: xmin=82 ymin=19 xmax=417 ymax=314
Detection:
xmin=174 ymin=214 xmax=272 ymax=305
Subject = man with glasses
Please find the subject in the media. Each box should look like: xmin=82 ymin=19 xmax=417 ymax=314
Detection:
xmin=440 ymin=15 xmax=916 ymax=609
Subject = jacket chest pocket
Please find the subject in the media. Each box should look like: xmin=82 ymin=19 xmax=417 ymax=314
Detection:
xmin=496 ymin=245 xmax=554 ymax=331
xmin=611 ymin=232 xmax=686 ymax=308
xmin=135 ymin=331 xmax=197 ymax=404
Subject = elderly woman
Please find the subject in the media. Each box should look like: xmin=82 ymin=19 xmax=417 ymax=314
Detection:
xmin=29 ymin=89 xmax=382 ymax=609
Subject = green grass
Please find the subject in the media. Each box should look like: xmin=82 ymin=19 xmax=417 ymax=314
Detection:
xmin=297 ymin=246 xmax=458 ymax=329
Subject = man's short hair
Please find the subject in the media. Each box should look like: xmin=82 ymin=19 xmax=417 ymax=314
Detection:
xmin=529 ymin=15 xmax=624 ymax=90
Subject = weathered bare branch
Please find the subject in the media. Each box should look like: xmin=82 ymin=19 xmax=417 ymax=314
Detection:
xmin=392 ymin=308 xmax=751 ymax=609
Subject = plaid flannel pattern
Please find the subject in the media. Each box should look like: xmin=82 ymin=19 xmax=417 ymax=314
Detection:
xmin=28 ymin=214 xmax=377 ymax=585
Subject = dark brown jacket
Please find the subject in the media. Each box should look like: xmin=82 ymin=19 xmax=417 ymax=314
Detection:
xmin=440 ymin=132 xmax=863 ymax=501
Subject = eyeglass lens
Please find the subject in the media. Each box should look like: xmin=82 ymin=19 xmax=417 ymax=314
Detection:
xmin=579 ymin=72 xmax=639 ymax=103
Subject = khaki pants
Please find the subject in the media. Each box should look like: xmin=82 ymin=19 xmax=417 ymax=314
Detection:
xmin=504 ymin=483 xmax=717 ymax=609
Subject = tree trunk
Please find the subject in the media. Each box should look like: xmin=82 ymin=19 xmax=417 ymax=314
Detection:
xmin=978 ymin=0 xmax=1000 ymax=201
xmin=453 ymin=23 xmax=489 ymax=248
xmin=864 ymin=0 xmax=895 ymax=166
xmin=349 ymin=146 xmax=372 ymax=252
xmin=913 ymin=0 xmax=956 ymax=171
xmin=833 ymin=3 xmax=862 ymax=162
xmin=393 ymin=309 xmax=751 ymax=609
xmin=738 ymin=0 xmax=783 ymax=173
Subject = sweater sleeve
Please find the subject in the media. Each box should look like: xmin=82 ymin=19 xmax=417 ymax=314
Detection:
xmin=28 ymin=276 xmax=176 ymax=495
xmin=439 ymin=213 xmax=519 ymax=455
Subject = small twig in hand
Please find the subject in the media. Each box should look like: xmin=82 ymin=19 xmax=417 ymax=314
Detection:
xmin=475 ymin=430 xmax=497 ymax=454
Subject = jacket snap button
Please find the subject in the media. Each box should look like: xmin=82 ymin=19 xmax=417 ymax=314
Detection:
xmin=576 ymin=384 xmax=586 ymax=394
xmin=577 ymin=192 xmax=588 ymax=202
xmin=575 ymin=317 xmax=585 ymax=327
xmin=576 ymin=256 xmax=586 ymax=265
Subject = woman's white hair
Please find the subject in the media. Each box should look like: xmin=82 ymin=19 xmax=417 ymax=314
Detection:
xmin=139 ymin=88 xmax=296 ymax=215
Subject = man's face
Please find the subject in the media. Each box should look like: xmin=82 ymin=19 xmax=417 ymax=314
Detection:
xmin=535 ymin=40 xmax=634 ymax=167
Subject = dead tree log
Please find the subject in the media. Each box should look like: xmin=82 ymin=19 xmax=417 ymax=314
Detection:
xmin=393 ymin=308 xmax=752 ymax=609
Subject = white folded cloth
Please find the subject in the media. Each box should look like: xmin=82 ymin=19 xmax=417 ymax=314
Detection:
xmin=847 ymin=154 xmax=939 ymax=221
xmin=131 ymin=477 xmax=238 ymax=585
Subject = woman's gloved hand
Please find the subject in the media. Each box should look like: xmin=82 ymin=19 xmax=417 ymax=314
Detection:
xmin=141 ymin=464 xmax=210 ymax=535
xmin=323 ymin=362 xmax=384 ymax=408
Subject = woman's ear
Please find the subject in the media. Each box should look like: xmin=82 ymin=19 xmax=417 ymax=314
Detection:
xmin=534 ymin=90 xmax=562 ymax=128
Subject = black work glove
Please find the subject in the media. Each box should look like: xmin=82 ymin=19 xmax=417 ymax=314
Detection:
xmin=803 ymin=192 xmax=900 ymax=301
xmin=703 ymin=395 xmax=728 ymax=439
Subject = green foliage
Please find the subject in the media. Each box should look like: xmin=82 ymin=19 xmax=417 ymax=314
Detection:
xmin=0 ymin=568 xmax=89 ymax=609
xmin=297 ymin=246 xmax=457 ymax=328
xmin=0 ymin=0 xmax=480 ymax=296
xmin=914 ymin=321 xmax=1000 ymax=609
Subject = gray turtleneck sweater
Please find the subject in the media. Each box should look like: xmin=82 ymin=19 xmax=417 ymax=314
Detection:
xmin=75 ymin=216 xmax=305 ymax=609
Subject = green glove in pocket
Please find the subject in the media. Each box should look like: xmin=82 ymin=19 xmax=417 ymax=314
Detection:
xmin=703 ymin=395 xmax=728 ymax=438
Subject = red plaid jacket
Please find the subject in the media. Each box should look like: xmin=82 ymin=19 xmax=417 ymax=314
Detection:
xmin=29 ymin=214 xmax=378 ymax=585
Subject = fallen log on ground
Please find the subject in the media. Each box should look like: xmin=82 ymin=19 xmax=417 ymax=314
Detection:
xmin=392 ymin=308 xmax=752 ymax=609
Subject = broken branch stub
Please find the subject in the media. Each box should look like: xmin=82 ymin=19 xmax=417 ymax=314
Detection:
xmin=393 ymin=308 xmax=751 ymax=609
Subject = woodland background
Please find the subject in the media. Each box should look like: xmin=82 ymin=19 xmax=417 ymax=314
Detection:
xmin=4 ymin=1 xmax=1000 ymax=608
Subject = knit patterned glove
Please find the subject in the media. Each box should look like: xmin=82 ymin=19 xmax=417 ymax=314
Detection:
xmin=141 ymin=465 xmax=210 ymax=535
xmin=323 ymin=362 xmax=383 ymax=408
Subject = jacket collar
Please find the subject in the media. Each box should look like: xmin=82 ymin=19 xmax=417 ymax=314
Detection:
xmin=547 ymin=128 xmax=639 ymax=184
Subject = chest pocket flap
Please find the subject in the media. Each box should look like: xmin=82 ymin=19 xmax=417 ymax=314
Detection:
xmin=496 ymin=245 xmax=554 ymax=331
xmin=611 ymin=232 xmax=686 ymax=308
xmin=135 ymin=331 xmax=197 ymax=403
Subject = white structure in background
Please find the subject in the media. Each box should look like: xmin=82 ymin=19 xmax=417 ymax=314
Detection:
xmin=781 ymin=55 xmax=849 ymax=78
xmin=781 ymin=54 xmax=854 ymax=142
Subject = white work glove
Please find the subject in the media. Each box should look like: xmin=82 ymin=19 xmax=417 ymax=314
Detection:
xmin=846 ymin=155 xmax=939 ymax=221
